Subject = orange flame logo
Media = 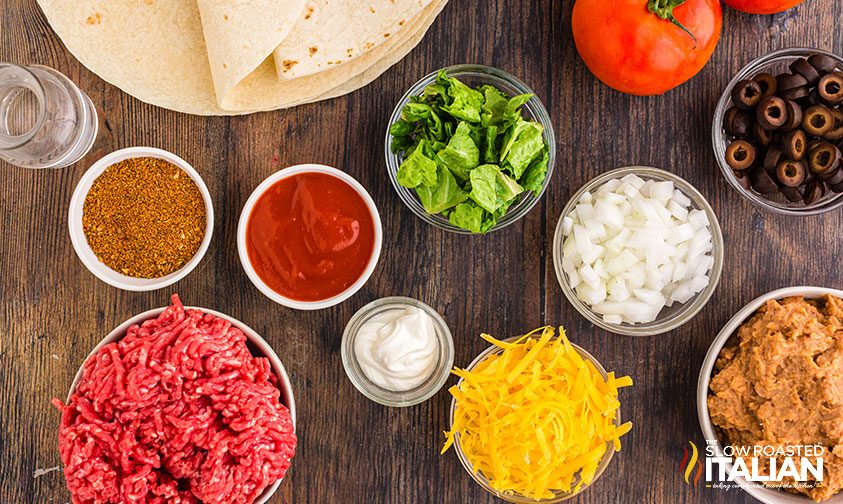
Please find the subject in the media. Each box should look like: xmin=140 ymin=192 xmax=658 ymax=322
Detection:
xmin=679 ymin=441 xmax=703 ymax=487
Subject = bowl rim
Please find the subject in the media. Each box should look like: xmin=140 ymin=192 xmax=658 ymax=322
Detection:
xmin=236 ymin=164 xmax=383 ymax=310
xmin=65 ymin=304 xmax=296 ymax=504
xmin=697 ymin=286 xmax=843 ymax=504
xmin=447 ymin=335 xmax=619 ymax=503
xmin=552 ymin=166 xmax=724 ymax=336
xmin=340 ymin=296 xmax=455 ymax=407
xmin=711 ymin=47 xmax=843 ymax=216
xmin=384 ymin=63 xmax=557 ymax=234
xmin=67 ymin=147 xmax=214 ymax=291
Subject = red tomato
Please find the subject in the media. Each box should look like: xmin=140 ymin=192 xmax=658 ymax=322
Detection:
xmin=572 ymin=0 xmax=722 ymax=95
xmin=723 ymin=0 xmax=804 ymax=14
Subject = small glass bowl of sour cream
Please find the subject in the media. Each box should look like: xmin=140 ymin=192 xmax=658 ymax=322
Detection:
xmin=341 ymin=297 xmax=454 ymax=407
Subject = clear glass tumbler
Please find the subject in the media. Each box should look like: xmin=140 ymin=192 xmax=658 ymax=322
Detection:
xmin=0 ymin=63 xmax=97 ymax=169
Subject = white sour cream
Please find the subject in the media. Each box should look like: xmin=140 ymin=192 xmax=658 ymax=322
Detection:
xmin=354 ymin=306 xmax=439 ymax=391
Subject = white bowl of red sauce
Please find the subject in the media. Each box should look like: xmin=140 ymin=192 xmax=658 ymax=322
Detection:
xmin=237 ymin=164 xmax=383 ymax=310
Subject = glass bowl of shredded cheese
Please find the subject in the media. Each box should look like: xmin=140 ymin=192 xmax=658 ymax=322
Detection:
xmin=443 ymin=327 xmax=632 ymax=502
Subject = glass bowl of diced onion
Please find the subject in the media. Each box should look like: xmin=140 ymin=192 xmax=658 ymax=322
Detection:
xmin=448 ymin=337 xmax=619 ymax=502
xmin=552 ymin=166 xmax=724 ymax=336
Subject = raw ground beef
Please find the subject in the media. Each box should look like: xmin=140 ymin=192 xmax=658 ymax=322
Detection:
xmin=53 ymin=295 xmax=297 ymax=504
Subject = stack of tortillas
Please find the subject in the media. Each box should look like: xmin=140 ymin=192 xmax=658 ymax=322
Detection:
xmin=38 ymin=0 xmax=449 ymax=115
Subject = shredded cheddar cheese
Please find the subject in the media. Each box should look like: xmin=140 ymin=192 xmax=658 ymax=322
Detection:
xmin=442 ymin=326 xmax=633 ymax=500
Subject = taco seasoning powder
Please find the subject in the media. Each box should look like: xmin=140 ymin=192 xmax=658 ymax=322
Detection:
xmin=82 ymin=157 xmax=206 ymax=278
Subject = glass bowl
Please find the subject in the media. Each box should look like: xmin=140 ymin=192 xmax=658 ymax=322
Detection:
xmin=384 ymin=64 xmax=556 ymax=234
xmin=448 ymin=337 xmax=619 ymax=502
xmin=341 ymin=296 xmax=454 ymax=407
xmin=712 ymin=47 xmax=843 ymax=216
xmin=552 ymin=166 xmax=724 ymax=336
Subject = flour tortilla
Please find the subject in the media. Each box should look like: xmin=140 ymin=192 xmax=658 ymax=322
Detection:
xmin=37 ymin=0 xmax=448 ymax=115
xmin=272 ymin=0 xmax=433 ymax=80
xmin=230 ymin=0 xmax=447 ymax=112
xmin=196 ymin=0 xmax=305 ymax=107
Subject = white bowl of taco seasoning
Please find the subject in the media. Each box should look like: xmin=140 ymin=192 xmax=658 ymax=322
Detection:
xmin=68 ymin=147 xmax=214 ymax=291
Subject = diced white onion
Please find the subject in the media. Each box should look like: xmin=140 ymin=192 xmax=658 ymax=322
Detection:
xmin=561 ymin=216 xmax=574 ymax=236
xmin=561 ymin=176 xmax=714 ymax=325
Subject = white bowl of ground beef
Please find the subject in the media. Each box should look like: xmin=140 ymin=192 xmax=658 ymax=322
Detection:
xmin=57 ymin=297 xmax=296 ymax=504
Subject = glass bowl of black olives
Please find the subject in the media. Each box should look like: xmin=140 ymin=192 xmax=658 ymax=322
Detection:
xmin=713 ymin=47 xmax=843 ymax=215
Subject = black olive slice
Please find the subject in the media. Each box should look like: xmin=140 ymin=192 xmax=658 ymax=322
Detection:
xmin=790 ymin=58 xmax=821 ymax=85
xmin=825 ymin=167 xmax=843 ymax=186
xmin=752 ymin=122 xmax=775 ymax=147
xmin=750 ymin=165 xmax=780 ymax=194
xmin=803 ymin=180 xmax=826 ymax=205
xmin=807 ymin=141 xmax=842 ymax=176
xmin=781 ymin=186 xmax=804 ymax=202
xmin=803 ymin=105 xmax=834 ymax=136
xmin=818 ymin=73 xmax=843 ymax=104
xmin=825 ymin=109 xmax=843 ymax=141
xmin=731 ymin=79 xmax=763 ymax=110
xmin=776 ymin=73 xmax=809 ymax=92
xmin=724 ymin=107 xmax=752 ymax=138
xmin=733 ymin=170 xmax=752 ymax=190
xmin=756 ymin=96 xmax=788 ymax=130
xmin=780 ymin=86 xmax=811 ymax=101
xmin=764 ymin=145 xmax=784 ymax=172
xmin=725 ymin=140 xmax=757 ymax=170
xmin=782 ymin=129 xmax=807 ymax=161
xmin=808 ymin=53 xmax=838 ymax=75
xmin=776 ymin=159 xmax=807 ymax=187
xmin=752 ymin=72 xmax=778 ymax=98
xmin=782 ymin=100 xmax=803 ymax=131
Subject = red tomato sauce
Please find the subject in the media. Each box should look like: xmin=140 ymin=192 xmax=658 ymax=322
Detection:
xmin=246 ymin=172 xmax=375 ymax=302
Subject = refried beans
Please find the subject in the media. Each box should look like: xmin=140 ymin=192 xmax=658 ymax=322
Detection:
xmin=708 ymin=295 xmax=843 ymax=502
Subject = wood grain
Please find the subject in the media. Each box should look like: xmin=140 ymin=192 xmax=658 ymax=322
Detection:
xmin=1 ymin=0 xmax=841 ymax=503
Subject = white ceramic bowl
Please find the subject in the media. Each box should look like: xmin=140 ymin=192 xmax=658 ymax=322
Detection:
xmin=237 ymin=164 xmax=383 ymax=310
xmin=66 ymin=305 xmax=296 ymax=504
xmin=68 ymin=147 xmax=214 ymax=291
xmin=697 ymin=286 xmax=843 ymax=504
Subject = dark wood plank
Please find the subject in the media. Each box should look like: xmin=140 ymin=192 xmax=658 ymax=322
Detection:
xmin=0 ymin=0 xmax=840 ymax=503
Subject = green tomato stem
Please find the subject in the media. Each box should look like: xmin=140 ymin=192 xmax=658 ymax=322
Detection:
xmin=647 ymin=0 xmax=698 ymax=46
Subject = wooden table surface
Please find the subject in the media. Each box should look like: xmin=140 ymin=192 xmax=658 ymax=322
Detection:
xmin=2 ymin=1 xmax=841 ymax=503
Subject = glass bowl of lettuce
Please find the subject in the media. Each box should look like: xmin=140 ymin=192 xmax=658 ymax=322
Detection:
xmin=386 ymin=65 xmax=556 ymax=234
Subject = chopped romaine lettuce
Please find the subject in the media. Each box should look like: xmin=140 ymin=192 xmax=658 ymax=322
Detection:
xmin=449 ymin=202 xmax=484 ymax=233
xmin=389 ymin=71 xmax=550 ymax=233
xmin=501 ymin=120 xmax=544 ymax=179
xmin=436 ymin=122 xmax=479 ymax=181
xmin=417 ymin=163 xmax=468 ymax=214
xmin=396 ymin=142 xmax=438 ymax=188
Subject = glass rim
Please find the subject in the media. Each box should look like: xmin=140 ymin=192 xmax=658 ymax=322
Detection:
xmin=340 ymin=296 xmax=454 ymax=407
xmin=0 ymin=63 xmax=48 ymax=150
xmin=448 ymin=336 xmax=618 ymax=503
xmin=552 ymin=166 xmax=724 ymax=336
xmin=711 ymin=47 xmax=843 ymax=216
xmin=384 ymin=64 xmax=557 ymax=234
